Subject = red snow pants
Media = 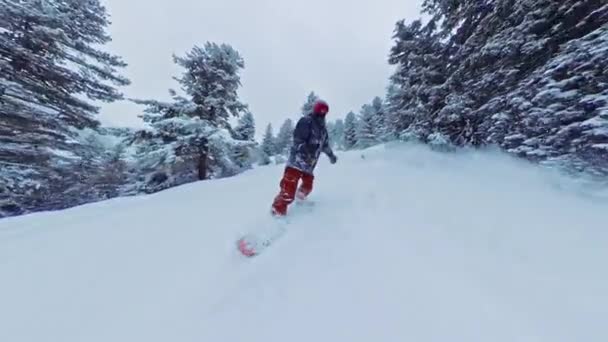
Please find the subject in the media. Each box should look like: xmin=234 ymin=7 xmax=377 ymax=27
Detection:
xmin=271 ymin=167 xmax=314 ymax=216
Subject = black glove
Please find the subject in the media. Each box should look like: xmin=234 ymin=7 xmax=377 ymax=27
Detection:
xmin=329 ymin=154 xmax=337 ymax=164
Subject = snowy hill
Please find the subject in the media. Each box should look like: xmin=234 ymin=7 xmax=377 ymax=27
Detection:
xmin=1 ymin=143 xmax=607 ymax=342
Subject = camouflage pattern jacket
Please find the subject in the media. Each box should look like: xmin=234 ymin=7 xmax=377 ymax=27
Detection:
xmin=286 ymin=113 xmax=336 ymax=175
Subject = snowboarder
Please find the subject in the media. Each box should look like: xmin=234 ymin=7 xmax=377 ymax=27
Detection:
xmin=271 ymin=100 xmax=338 ymax=216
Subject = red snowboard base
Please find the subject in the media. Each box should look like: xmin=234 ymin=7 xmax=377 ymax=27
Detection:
xmin=237 ymin=237 xmax=257 ymax=257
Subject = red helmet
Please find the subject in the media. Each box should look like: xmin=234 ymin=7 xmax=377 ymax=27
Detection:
xmin=312 ymin=100 xmax=329 ymax=116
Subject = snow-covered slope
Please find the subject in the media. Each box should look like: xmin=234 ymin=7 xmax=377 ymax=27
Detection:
xmin=1 ymin=143 xmax=607 ymax=342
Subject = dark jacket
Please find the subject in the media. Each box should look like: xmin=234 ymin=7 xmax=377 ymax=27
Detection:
xmin=287 ymin=113 xmax=335 ymax=175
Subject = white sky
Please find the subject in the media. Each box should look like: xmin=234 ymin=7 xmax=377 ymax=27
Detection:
xmin=99 ymin=0 xmax=423 ymax=135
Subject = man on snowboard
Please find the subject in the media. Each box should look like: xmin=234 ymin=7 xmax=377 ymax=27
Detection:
xmin=271 ymin=100 xmax=338 ymax=216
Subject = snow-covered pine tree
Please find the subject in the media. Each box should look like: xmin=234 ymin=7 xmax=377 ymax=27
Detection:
xmin=127 ymin=128 xmax=176 ymax=194
xmin=132 ymin=43 xmax=252 ymax=192
xmin=96 ymin=143 xmax=129 ymax=199
xmin=482 ymin=21 xmax=608 ymax=176
xmin=171 ymin=43 xmax=247 ymax=128
xmin=389 ymin=0 xmax=608 ymax=175
xmin=0 ymin=0 xmax=130 ymax=216
xmin=231 ymin=111 xmax=256 ymax=169
xmin=370 ymin=96 xmax=390 ymax=142
xmin=275 ymin=118 xmax=294 ymax=155
xmin=75 ymin=132 xmax=128 ymax=201
xmin=356 ymin=104 xmax=378 ymax=149
xmin=387 ymin=18 xmax=447 ymax=142
xmin=326 ymin=119 xmax=345 ymax=150
xmin=261 ymin=123 xmax=277 ymax=156
xmin=343 ymin=111 xmax=358 ymax=150
xmin=384 ymin=83 xmax=413 ymax=140
xmin=301 ymin=91 xmax=319 ymax=115
xmin=326 ymin=121 xmax=335 ymax=146
xmin=332 ymin=119 xmax=345 ymax=150
xmin=234 ymin=111 xmax=256 ymax=141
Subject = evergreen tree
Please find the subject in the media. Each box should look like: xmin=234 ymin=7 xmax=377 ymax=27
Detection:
xmin=107 ymin=144 xmax=129 ymax=196
xmin=261 ymin=123 xmax=277 ymax=156
xmin=385 ymin=83 xmax=414 ymax=140
xmin=231 ymin=111 xmax=256 ymax=169
xmin=275 ymin=118 xmax=294 ymax=155
xmin=388 ymin=18 xmax=447 ymax=142
xmin=133 ymin=43 xmax=252 ymax=192
xmin=356 ymin=104 xmax=378 ymax=148
xmin=170 ymin=43 xmax=247 ymax=127
xmin=89 ymin=138 xmax=128 ymax=200
xmin=301 ymin=91 xmax=319 ymax=115
xmin=0 ymin=0 xmax=130 ymax=216
xmin=234 ymin=111 xmax=256 ymax=141
xmin=370 ymin=96 xmax=390 ymax=142
xmin=387 ymin=0 xmax=608 ymax=175
xmin=328 ymin=119 xmax=345 ymax=150
xmin=326 ymin=121 xmax=335 ymax=146
xmin=343 ymin=111 xmax=358 ymax=150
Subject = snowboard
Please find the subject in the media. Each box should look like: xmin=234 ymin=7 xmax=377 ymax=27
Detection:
xmin=236 ymin=200 xmax=314 ymax=257
xmin=236 ymin=220 xmax=288 ymax=257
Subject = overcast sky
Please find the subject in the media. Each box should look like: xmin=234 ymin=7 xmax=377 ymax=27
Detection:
xmin=99 ymin=0 xmax=423 ymax=135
